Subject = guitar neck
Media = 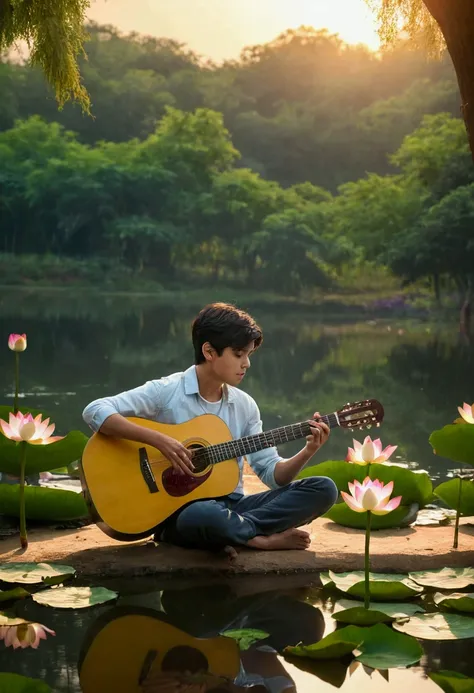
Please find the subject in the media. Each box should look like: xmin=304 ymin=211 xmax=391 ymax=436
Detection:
xmin=198 ymin=412 xmax=340 ymax=465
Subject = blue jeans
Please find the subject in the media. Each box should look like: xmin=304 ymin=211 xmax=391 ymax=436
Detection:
xmin=157 ymin=476 xmax=338 ymax=550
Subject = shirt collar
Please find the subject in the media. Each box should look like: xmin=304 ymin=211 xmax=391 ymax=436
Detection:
xmin=184 ymin=365 xmax=236 ymax=403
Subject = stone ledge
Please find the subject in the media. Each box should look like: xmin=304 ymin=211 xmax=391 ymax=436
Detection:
xmin=2 ymin=466 xmax=473 ymax=577
xmin=1 ymin=517 xmax=473 ymax=578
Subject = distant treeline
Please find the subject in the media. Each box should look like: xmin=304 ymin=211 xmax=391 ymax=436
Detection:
xmin=0 ymin=25 xmax=472 ymax=297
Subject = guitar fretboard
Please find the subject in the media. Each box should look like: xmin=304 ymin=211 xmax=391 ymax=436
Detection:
xmin=193 ymin=412 xmax=339 ymax=466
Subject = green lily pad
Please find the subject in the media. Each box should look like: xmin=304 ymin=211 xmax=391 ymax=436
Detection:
xmin=0 ymin=673 xmax=52 ymax=693
xmin=0 ymin=483 xmax=88 ymax=520
xmin=221 ymin=628 xmax=269 ymax=650
xmin=32 ymin=586 xmax=118 ymax=609
xmin=409 ymin=567 xmax=474 ymax=590
xmin=301 ymin=460 xmax=433 ymax=506
xmin=433 ymin=593 xmax=474 ymax=614
xmin=321 ymin=571 xmax=424 ymax=601
xmin=285 ymin=623 xmax=422 ymax=668
xmin=0 ymin=613 xmax=31 ymax=626
xmin=0 ymin=426 xmax=88 ymax=475
xmin=429 ymin=670 xmax=474 ymax=693
xmin=325 ymin=501 xmax=413 ymax=530
xmin=393 ymin=613 xmax=474 ymax=640
xmin=284 ymin=624 xmax=364 ymax=660
xmin=0 ymin=562 xmax=76 ymax=584
xmin=434 ymin=479 xmax=474 ymax=516
xmin=333 ymin=599 xmax=425 ymax=625
xmin=355 ymin=623 xmax=423 ymax=669
xmin=430 ymin=424 xmax=474 ymax=466
xmin=0 ymin=587 xmax=30 ymax=602
xmin=282 ymin=656 xmax=349 ymax=688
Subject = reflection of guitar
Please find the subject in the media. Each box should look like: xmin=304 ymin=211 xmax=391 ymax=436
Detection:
xmin=78 ymin=607 xmax=241 ymax=693
xmin=80 ymin=400 xmax=384 ymax=540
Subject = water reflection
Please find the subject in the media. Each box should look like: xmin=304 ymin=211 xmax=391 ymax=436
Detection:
xmin=0 ymin=290 xmax=473 ymax=483
xmin=0 ymin=578 xmax=473 ymax=692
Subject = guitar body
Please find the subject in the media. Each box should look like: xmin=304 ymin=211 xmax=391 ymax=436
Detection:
xmin=79 ymin=607 xmax=241 ymax=693
xmin=80 ymin=415 xmax=240 ymax=540
xmin=80 ymin=398 xmax=384 ymax=542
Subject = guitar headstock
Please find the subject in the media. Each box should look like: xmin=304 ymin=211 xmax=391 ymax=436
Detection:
xmin=336 ymin=399 xmax=384 ymax=431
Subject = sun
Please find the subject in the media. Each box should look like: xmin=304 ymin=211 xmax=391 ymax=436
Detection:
xmin=271 ymin=0 xmax=381 ymax=50
xmin=87 ymin=0 xmax=382 ymax=61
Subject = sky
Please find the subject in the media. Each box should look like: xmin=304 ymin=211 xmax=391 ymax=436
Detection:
xmin=87 ymin=0 xmax=381 ymax=60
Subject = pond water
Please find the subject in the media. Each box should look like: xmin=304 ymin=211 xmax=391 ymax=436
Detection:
xmin=0 ymin=289 xmax=472 ymax=481
xmin=0 ymin=290 xmax=473 ymax=690
xmin=0 ymin=575 xmax=473 ymax=692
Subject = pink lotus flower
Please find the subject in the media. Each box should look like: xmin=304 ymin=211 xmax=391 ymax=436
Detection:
xmin=0 ymin=622 xmax=55 ymax=649
xmin=8 ymin=333 xmax=27 ymax=352
xmin=341 ymin=477 xmax=402 ymax=515
xmin=346 ymin=436 xmax=397 ymax=465
xmin=0 ymin=411 xmax=63 ymax=445
xmin=457 ymin=402 xmax=474 ymax=425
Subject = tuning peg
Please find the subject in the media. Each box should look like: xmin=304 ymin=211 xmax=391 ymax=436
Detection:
xmin=376 ymin=422 xmax=381 ymax=427
xmin=366 ymin=424 xmax=371 ymax=429
xmin=359 ymin=426 xmax=364 ymax=430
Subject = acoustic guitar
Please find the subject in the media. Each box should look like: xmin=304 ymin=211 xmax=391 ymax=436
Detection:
xmin=79 ymin=607 xmax=241 ymax=693
xmin=79 ymin=399 xmax=384 ymax=540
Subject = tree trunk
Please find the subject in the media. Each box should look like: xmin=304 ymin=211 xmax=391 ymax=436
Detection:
xmin=423 ymin=0 xmax=474 ymax=158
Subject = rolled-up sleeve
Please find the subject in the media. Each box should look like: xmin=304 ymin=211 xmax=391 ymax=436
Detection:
xmin=244 ymin=399 xmax=282 ymax=490
xmin=82 ymin=380 xmax=162 ymax=433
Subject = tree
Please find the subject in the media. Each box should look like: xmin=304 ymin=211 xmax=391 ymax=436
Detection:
xmin=368 ymin=0 xmax=474 ymax=157
xmin=0 ymin=0 xmax=90 ymax=110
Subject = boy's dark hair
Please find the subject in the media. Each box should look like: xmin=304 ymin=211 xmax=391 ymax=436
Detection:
xmin=192 ymin=303 xmax=263 ymax=365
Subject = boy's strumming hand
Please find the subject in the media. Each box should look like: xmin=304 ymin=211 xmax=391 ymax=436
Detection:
xmin=153 ymin=432 xmax=195 ymax=476
xmin=304 ymin=412 xmax=330 ymax=456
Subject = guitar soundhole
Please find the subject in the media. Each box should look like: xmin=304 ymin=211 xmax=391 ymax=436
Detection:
xmin=189 ymin=443 xmax=209 ymax=473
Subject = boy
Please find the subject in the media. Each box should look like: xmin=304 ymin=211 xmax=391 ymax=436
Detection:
xmin=82 ymin=303 xmax=337 ymax=556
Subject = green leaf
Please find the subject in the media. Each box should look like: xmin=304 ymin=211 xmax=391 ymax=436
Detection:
xmin=434 ymin=479 xmax=474 ymax=516
xmin=433 ymin=593 xmax=474 ymax=614
xmin=321 ymin=571 xmax=424 ymax=600
xmin=284 ymin=624 xmax=364 ymax=660
xmin=220 ymin=628 xmax=269 ymax=650
xmin=393 ymin=613 xmax=474 ymax=640
xmin=430 ymin=424 xmax=474 ymax=466
xmin=409 ymin=568 xmax=474 ymax=590
xmin=0 ymin=562 xmax=76 ymax=584
xmin=282 ymin=657 xmax=349 ymax=688
xmin=0 ymin=613 xmax=31 ymax=626
xmin=0 ymin=673 xmax=52 ymax=693
xmin=325 ymin=501 xmax=413 ymax=529
xmin=32 ymin=586 xmax=118 ymax=609
xmin=355 ymin=623 xmax=423 ymax=669
xmin=299 ymin=460 xmax=367 ymax=489
xmin=0 ymin=483 xmax=87 ymax=520
xmin=333 ymin=599 xmax=425 ymax=625
xmin=285 ymin=623 xmax=422 ymax=668
xmin=429 ymin=670 xmax=474 ymax=693
xmin=301 ymin=460 xmax=432 ymax=506
xmin=0 ymin=586 xmax=30 ymax=602
xmin=42 ymin=573 xmax=75 ymax=587
xmin=0 ymin=430 xmax=88 ymax=475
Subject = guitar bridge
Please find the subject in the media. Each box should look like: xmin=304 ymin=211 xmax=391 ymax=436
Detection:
xmin=139 ymin=447 xmax=159 ymax=494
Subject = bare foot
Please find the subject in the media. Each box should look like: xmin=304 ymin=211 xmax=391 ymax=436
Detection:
xmin=222 ymin=544 xmax=239 ymax=562
xmin=246 ymin=528 xmax=311 ymax=551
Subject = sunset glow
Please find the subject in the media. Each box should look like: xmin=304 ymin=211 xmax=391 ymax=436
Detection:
xmin=88 ymin=0 xmax=381 ymax=60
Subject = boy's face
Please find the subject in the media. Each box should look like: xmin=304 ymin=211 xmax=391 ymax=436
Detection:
xmin=207 ymin=341 xmax=255 ymax=387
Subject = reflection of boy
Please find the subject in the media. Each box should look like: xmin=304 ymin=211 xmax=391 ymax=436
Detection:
xmin=83 ymin=303 xmax=337 ymax=554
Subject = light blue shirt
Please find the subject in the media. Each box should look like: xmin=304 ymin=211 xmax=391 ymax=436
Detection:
xmin=82 ymin=365 xmax=282 ymax=493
